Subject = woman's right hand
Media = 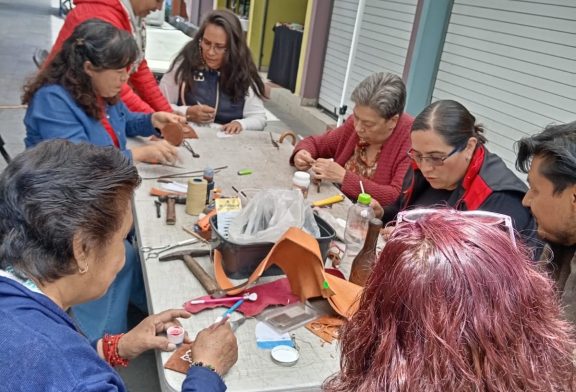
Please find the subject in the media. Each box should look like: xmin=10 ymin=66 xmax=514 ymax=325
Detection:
xmin=186 ymin=104 xmax=216 ymax=124
xmin=369 ymin=199 xmax=384 ymax=220
xmin=293 ymin=149 xmax=316 ymax=170
xmin=131 ymin=139 xmax=179 ymax=165
xmin=190 ymin=322 xmax=238 ymax=376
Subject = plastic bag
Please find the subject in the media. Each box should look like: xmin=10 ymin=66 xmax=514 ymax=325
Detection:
xmin=227 ymin=189 xmax=320 ymax=244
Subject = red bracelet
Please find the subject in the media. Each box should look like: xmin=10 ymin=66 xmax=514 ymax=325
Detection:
xmin=103 ymin=333 xmax=129 ymax=367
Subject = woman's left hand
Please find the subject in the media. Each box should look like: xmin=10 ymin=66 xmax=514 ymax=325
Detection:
xmin=117 ymin=309 xmax=192 ymax=360
xmin=151 ymin=112 xmax=187 ymax=130
xmin=312 ymin=158 xmax=346 ymax=184
xmin=222 ymin=121 xmax=243 ymax=134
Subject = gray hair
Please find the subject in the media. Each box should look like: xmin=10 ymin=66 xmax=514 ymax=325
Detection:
xmin=350 ymin=72 xmax=406 ymax=119
xmin=0 ymin=140 xmax=141 ymax=284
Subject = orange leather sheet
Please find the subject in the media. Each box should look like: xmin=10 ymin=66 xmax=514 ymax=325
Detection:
xmin=214 ymin=227 xmax=362 ymax=318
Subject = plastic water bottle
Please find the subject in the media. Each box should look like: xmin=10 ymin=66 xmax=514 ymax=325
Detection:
xmin=343 ymin=193 xmax=375 ymax=258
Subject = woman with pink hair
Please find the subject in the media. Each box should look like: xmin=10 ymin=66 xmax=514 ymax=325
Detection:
xmin=324 ymin=209 xmax=576 ymax=391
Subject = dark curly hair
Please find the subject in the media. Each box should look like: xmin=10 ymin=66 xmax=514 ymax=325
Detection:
xmin=168 ymin=9 xmax=266 ymax=103
xmin=22 ymin=19 xmax=138 ymax=119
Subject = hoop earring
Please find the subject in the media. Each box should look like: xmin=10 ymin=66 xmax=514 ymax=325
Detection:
xmin=78 ymin=262 xmax=89 ymax=274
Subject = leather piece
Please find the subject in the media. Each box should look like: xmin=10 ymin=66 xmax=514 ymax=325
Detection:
xmin=214 ymin=227 xmax=362 ymax=318
xmin=305 ymin=315 xmax=345 ymax=343
xmin=162 ymin=123 xmax=184 ymax=146
xmin=165 ymin=343 xmax=193 ymax=374
xmin=183 ymin=278 xmax=299 ymax=317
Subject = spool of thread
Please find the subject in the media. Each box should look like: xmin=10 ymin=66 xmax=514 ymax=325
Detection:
xmin=186 ymin=177 xmax=208 ymax=215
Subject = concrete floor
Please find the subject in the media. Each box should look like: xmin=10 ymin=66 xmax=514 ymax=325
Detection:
xmin=0 ymin=1 xmax=326 ymax=390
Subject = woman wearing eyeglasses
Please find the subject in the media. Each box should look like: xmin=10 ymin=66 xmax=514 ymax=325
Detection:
xmin=160 ymin=9 xmax=267 ymax=134
xmin=379 ymin=100 xmax=535 ymax=238
xmin=323 ymin=209 xmax=576 ymax=391
xmin=290 ymin=72 xmax=413 ymax=206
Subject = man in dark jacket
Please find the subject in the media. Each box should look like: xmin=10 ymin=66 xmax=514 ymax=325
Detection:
xmin=516 ymin=121 xmax=576 ymax=323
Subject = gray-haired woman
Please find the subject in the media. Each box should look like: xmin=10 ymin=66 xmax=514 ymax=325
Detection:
xmin=290 ymin=72 xmax=414 ymax=205
xmin=0 ymin=141 xmax=237 ymax=392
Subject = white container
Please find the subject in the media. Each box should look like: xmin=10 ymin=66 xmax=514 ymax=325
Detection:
xmin=292 ymin=171 xmax=310 ymax=199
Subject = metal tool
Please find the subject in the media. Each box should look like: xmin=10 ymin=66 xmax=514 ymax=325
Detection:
xmin=154 ymin=200 xmax=162 ymax=218
xmin=157 ymin=195 xmax=186 ymax=225
xmin=229 ymin=317 xmax=246 ymax=332
xmin=141 ymin=238 xmax=200 ymax=260
xmin=269 ymin=132 xmax=279 ymax=149
xmin=159 ymin=250 xmax=251 ymax=297
xmin=182 ymin=140 xmax=200 ymax=158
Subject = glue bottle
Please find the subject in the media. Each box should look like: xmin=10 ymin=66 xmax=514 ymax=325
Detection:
xmin=343 ymin=193 xmax=375 ymax=259
xmin=203 ymin=167 xmax=215 ymax=204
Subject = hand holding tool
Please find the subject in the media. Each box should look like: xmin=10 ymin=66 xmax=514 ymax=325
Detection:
xmin=215 ymin=298 xmax=245 ymax=323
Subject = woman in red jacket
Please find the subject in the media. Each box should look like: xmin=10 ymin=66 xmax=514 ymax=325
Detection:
xmin=290 ymin=72 xmax=413 ymax=206
xmin=48 ymin=0 xmax=171 ymax=113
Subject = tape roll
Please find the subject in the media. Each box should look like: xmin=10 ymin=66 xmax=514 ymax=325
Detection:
xmin=186 ymin=177 xmax=207 ymax=215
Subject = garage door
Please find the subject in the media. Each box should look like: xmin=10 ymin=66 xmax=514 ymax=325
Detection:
xmin=318 ymin=0 xmax=417 ymax=117
xmin=432 ymin=0 xmax=576 ymax=171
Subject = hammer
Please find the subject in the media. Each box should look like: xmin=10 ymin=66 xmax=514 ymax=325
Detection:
xmin=159 ymin=249 xmax=225 ymax=297
xmin=159 ymin=249 xmax=248 ymax=297
xmin=157 ymin=195 xmax=186 ymax=225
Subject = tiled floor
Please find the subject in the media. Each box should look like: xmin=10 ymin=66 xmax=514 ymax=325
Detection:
xmin=0 ymin=1 xmax=322 ymax=389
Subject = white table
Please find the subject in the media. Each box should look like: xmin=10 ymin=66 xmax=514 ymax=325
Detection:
xmin=132 ymin=127 xmax=351 ymax=391
xmin=145 ymin=23 xmax=192 ymax=74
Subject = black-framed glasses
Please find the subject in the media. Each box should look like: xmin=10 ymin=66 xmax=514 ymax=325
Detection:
xmin=199 ymin=37 xmax=227 ymax=54
xmin=407 ymin=143 xmax=465 ymax=167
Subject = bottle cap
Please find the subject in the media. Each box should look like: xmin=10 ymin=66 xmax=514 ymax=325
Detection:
xmin=293 ymin=171 xmax=310 ymax=181
xmin=203 ymin=167 xmax=214 ymax=179
xmin=357 ymin=193 xmax=371 ymax=205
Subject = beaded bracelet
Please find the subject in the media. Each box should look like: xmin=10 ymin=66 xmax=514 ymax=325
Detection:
xmin=189 ymin=361 xmax=217 ymax=374
xmin=103 ymin=333 xmax=129 ymax=367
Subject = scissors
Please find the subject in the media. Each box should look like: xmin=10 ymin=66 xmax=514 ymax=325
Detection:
xmin=141 ymin=238 xmax=199 ymax=260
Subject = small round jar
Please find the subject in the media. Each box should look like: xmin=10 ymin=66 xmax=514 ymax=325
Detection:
xmin=166 ymin=326 xmax=185 ymax=345
xmin=292 ymin=171 xmax=311 ymax=199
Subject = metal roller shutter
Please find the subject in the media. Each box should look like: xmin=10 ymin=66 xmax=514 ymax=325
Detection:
xmin=318 ymin=0 xmax=417 ymax=117
xmin=432 ymin=0 xmax=576 ymax=171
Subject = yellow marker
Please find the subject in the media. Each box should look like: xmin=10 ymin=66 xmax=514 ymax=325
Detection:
xmin=311 ymin=194 xmax=345 ymax=207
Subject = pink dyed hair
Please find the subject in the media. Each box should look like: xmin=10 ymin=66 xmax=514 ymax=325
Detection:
xmin=324 ymin=210 xmax=576 ymax=391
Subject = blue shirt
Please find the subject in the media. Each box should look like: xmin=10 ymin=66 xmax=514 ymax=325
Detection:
xmin=24 ymin=84 xmax=158 ymax=160
xmin=0 ymin=276 xmax=226 ymax=392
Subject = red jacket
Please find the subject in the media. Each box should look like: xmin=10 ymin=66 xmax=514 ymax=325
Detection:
xmin=48 ymin=0 xmax=172 ymax=113
xmin=290 ymin=113 xmax=414 ymax=205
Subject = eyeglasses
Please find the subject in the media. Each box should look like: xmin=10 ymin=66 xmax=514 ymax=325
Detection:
xmin=407 ymin=144 xmax=464 ymax=167
xmin=396 ymin=208 xmax=517 ymax=248
xmin=200 ymin=37 xmax=227 ymax=54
